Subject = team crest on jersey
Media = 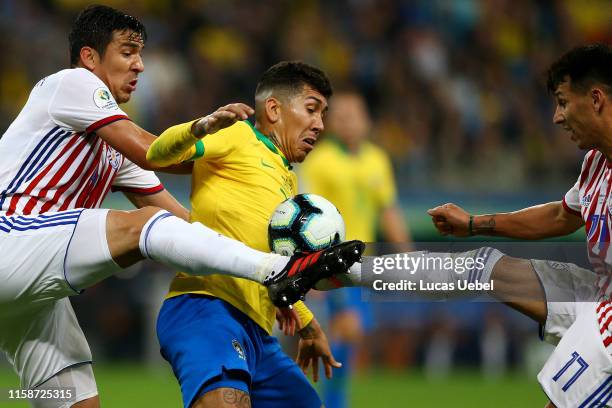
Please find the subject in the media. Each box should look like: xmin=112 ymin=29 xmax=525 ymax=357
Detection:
xmin=105 ymin=146 xmax=121 ymax=169
xmin=93 ymin=87 xmax=118 ymax=110
xmin=232 ymin=339 xmax=246 ymax=360
xmin=581 ymin=194 xmax=592 ymax=207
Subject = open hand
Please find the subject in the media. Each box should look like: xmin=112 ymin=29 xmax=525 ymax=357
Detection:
xmin=192 ymin=103 xmax=254 ymax=136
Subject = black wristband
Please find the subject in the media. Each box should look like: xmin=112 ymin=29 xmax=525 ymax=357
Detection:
xmin=468 ymin=215 xmax=474 ymax=236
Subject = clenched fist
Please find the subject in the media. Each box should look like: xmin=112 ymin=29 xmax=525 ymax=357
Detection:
xmin=427 ymin=203 xmax=471 ymax=237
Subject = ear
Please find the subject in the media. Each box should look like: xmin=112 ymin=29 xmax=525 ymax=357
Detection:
xmin=264 ymin=97 xmax=282 ymax=124
xmin=592 ymin=87 xmax=606 ymax=113
xmin=79 ymin=47 xmax=99 ymax=71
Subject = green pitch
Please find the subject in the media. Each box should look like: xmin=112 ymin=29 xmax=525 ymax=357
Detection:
xmin=0 ymin=364 xmax=545 ymax=407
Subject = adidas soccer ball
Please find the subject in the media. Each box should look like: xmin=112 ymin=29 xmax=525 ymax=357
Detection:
xmin=268 ymin=194 xmax=345 ymax=256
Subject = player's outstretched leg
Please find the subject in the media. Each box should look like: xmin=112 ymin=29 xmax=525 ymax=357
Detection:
xmin=66 ymin=208 xmax=298 ymax=292
xmin=264 ymin=240 xmax=365 ymax=307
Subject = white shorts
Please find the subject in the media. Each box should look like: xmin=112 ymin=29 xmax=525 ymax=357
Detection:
xmin=531 ymin=259 xmax=602 ymax=345
xmin=0 ymin=209 xmax=121 ymax=389
xmin=538 ymin=302 xmax=612 ymax=407
xmin=32 ymin=363 xmax=98 ymax=408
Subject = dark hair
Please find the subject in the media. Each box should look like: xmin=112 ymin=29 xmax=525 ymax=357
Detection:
xmin=68 ymin=5 xmax=147 ymax=67
xmin=255 ymin=61 xmax=333 ymax=100
xmin=546 ymin=44 xmax=612 ymax=94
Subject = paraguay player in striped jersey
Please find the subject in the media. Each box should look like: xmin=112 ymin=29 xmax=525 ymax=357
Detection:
xmin=310 ymin=45 xmax=612 ymax=407
xmin=0 ymin=6 xmax=362 ymax=408
xmin=423 ymin=45 xmax=612 ymax=407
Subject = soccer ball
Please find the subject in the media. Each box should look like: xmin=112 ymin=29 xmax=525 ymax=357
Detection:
xmin=268 ymin=194 xmax=345 ymax=255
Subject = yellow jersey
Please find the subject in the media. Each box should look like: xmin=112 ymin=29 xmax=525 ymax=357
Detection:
xmin=165 ymin=121 xmax=297 ymax=333
xmin=299 ymin=138 xmax=397 ymax=242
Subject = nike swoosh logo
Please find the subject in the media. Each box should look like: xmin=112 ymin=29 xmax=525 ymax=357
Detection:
xmin=261 ymin=159 xmax=275 ymax=169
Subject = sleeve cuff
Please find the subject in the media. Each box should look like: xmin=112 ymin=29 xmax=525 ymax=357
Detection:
xmin=111 ymin=184 xmax=165 ymax=195
xmin=562 ymin=198 xmax=581 ymax=217
xmin=86 ymin=115 xmax=130 ymax=134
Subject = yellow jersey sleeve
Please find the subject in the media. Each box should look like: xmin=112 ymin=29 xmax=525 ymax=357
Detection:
xmin=293 ymin=300 xmax=314 ymax=328
xmin=147 ymin=119 xmax=202 ymax=167
xmin=197 ymin=122 xmax=251 ymax=162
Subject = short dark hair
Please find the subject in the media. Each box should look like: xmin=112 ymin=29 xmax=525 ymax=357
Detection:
xmin=255 ymin=61 xmax=333 ymax=100
xmin=68 ymin=5 xmax=147 ymax=67
xmin=546 ymin=44 xmax=612 ymax=94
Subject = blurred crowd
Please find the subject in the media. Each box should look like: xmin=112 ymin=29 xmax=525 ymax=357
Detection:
xmin=2 ymin=0 xmax=612 ymax=191
xmin=1 ymin=0 xmax=610 ymax=375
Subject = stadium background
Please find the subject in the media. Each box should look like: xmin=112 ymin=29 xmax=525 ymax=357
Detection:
xmin=1 ymin=0 xmax=611 ymax=406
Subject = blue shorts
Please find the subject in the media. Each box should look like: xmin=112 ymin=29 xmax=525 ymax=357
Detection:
xmin=157 ymin=294 xmax=321 ymax=408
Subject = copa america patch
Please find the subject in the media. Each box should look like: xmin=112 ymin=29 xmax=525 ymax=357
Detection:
xmin=232 ymin=339 xmax=246 ymax=360
xmin=93 ymin=87 xmax=118 ymax=110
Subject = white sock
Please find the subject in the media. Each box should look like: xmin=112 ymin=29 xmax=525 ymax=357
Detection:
xmin=139 ymin=210 xmax=289 ymax=283
xmin=365 ymin=248 xmax=504 ymax=299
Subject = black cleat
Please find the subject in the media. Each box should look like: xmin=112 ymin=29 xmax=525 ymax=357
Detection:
xmin=264 ymin=240 xmax=365 ymax=307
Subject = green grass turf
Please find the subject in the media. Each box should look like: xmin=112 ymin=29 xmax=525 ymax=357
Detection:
xmin=0 ymin=364 xmax=546 ymax=407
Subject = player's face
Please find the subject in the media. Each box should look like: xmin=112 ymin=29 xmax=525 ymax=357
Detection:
xmin=328 ymin=94 xmax=370 ymax=147
xmin=553 ymin=79 xmax=599 ymax=150
xmin=94 ymin=30 xmax=144 ymax=104
xmin=278 ymin=86 xmax=328 ymax=163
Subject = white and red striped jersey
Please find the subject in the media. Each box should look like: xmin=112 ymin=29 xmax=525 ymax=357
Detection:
xmin=0 ymin=68 xmax=163 ymax=216
xmin=564 ymin=150 xmax=612 ymax=351
xmin=597 ymin=300 xmax=612 ymax=351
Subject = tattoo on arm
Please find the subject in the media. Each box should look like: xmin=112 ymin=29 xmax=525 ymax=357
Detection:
xmin=222 ymin=389 xmax=251 ymax=408
xmin=475 ymin=215 xmax=496 ymax=234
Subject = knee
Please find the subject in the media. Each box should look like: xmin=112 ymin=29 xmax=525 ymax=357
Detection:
xmin=107 ymin=206 xmax=167 ymax=242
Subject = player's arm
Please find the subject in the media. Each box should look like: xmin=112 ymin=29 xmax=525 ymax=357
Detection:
xmin=146 ymin=103 xmax=254 ymax=167
xmin=428 ymin=201 xmax=584 ymax=239
xmin=123 ymin=190 xmax=190 ymax=221
xmin=95 ymin=120 xmax=193 ymax=172
xmin=381 ymin=205 xmax=410 ymax=242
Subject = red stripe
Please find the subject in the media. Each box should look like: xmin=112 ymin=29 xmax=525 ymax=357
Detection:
xmin=584 ymin=154 xmax=606 ymax=194
xmin=579 ymin=150 xmax=597 ymax=188
xmin=604 ymin=335 xmax=612 ymax=348
xmin=84 ymin=164 xmax=114 ymax=208
xmin=32 ymin=139 xmax=93 ymax=213
xmin=562 ymin=198 xmax=581 ymax=217
xmin=7 ymin=133 xmax=82 ymax=215
xmin=58 ymin=141 xmax=104 ymax=211
xmin=110 ymin=185 xmax=164 ymax=195
xmin=600 ymin=314 xmax=612 ymax=335
xmin=598 ymin=305 xmax=612 ymax=323
xmin=95 ymin=169 xmax=119 ymax=208
xmin=86 ymin=115 xmax=130 ymax=134
xmin=303 ymin=253 xmax=317 ymax=268
xmin=597 ymin=300 xmax=612 ymax=313
xmin=288 ymin=257 xmax=306 ymax=277
xmin=308 ymin=251 xmax=322 ymax=265
xmin=74 ymin=140 xmax=105 ymax=208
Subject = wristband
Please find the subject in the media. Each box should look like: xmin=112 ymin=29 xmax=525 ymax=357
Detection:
xmin=468 ymin=215 xmax=474 ymax=236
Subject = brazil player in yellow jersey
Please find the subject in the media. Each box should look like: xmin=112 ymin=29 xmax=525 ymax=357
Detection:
xmin=300 ymin=91 xmax=411 ymax=408
xmin=147 ymin=62 xmax=361 ymax=408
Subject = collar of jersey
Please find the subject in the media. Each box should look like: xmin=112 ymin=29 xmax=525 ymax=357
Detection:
xmin=245 ymin=120 xmax=292 ymax=169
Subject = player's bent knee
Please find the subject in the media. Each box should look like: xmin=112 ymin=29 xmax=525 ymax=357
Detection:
xmin=106 ymin=206 xmax=166 ymax=267
xmin=192 ymin=387 xmax=251 ymax=408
